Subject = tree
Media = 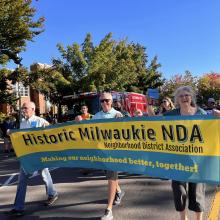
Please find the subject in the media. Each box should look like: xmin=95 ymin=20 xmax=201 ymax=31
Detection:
xmin=160 ymin=71 xmax=198 ymax=99
xmin=0 ymin=0 xmax=44 ymax=106
xmin=0 ymin=0 xmax=44 ymax=65
xmin=86 ymin=33 xmax=142 ymax=92
xmin=49 ymin=33 xmax=164 ymax=95
xmin=28 ymin=63 xmax=73 ymax=118
xmin=0 ymin=68 xmax=17 ymax=104
xmin=134 ymin=55 xmax=164 ymax=93
xmin=197 ymin=73 xmax=220 ymax=104
xmin=28 ymin=63 xmax=72 ymax=104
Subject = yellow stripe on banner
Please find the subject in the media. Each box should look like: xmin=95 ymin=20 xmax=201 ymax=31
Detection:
xmin=208 ymin=187 xmax=220 ymax=220
xmin=10 ymin=118 xmax=220 ymax=158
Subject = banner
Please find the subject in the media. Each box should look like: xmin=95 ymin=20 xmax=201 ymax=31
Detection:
xmin=10 ymin=115 xmax=220 ymax=184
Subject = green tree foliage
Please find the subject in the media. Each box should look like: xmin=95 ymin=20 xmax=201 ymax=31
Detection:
xmin=134 ymin=55 xmax=164 ymax=93
xmin=0 ymin=68 xmax=17 ymax=104
xmin=0 ymin=0 xmax=44 ymax=106
xmin=28 ymin=63 xmax=72 ymax=105
xmin=0 ymin=0 xmax=44 ymax=65
xmin=197 ymin=73 xmax=220 ymax=104
xmin=161 ymin=71 xmax=198 ymax=99
xmin=48 ymin=33 xmax=164 ymax=97
xmin=28 ymin=63 xmax=73 ymax=119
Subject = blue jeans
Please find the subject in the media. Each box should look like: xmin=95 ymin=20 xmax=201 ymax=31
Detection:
xmin=13 ymin=167 xmax=57 ymax=210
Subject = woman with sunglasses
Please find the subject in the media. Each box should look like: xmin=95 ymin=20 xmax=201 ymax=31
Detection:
xmin=158 ymin=96 xmax=175 ymax=115
xmin=164 ymin=86 xmax=207 ymax=220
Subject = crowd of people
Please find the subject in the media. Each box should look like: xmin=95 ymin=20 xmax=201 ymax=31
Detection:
xmin=1 ymin=86 xmax=220 ymax=220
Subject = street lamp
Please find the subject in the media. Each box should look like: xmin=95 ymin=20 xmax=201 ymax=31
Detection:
xmin=16 ymin=54 xmax=22 ymax=126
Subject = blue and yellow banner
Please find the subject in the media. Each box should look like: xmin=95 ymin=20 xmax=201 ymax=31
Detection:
xmin=10 ymin=115 xmax=220 ymax=184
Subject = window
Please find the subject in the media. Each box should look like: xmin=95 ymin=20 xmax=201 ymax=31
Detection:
xmin=13 ymin=83 xmax=29 ymax=97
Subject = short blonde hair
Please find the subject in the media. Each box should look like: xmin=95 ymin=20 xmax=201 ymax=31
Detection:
xmin=174 ymin=86 xmax=197 ymax=107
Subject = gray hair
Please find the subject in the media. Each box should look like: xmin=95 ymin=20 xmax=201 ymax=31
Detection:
xmin=173 ymin=86 xmax=197 ymax=107
xmin=100 ymin=92 xmax=113 ymax=100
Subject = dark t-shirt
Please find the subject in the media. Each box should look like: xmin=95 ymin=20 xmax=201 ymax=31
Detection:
xmin=164 ymin=107 xmax=207 ymax=116
xmin=2 ymin=120 xmax=16 ymax=137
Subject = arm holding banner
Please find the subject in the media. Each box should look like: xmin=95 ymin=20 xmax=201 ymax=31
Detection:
xmin=213 ymin=109 xmax=220 ymax=116
xmin=9 ymin=97 xmax=220 ymax=219
xmin=7 ymin=101 xmax=58 ymax=216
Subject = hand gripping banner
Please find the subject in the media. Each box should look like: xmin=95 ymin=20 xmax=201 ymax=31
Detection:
xmin=10 ymin=115 xmax=220 ymax=184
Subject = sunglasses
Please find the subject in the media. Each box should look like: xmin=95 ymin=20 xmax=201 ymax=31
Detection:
xmin=162 ymin=100 xmax=168 ymax=103
xmin=100 ymin=99 xmax=111 ymax=103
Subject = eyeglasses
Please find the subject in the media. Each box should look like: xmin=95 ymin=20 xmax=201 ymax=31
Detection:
xmin=100 ymin=99 xmax=111 ymax=103
xmin=22 ymin=107 xmax=34 ymax=110
xmin=179 ymin=94 xmax=190 ymax=98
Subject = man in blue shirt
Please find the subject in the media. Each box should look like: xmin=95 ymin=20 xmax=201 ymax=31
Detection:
xmin=93 ymin=92 xmax=125 ymax=220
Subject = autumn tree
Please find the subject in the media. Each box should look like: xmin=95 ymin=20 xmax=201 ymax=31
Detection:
xmin=160 ymin=71 xmax=198 ymax=100
xmin=197 ymin=73 xmax=220 ymax=104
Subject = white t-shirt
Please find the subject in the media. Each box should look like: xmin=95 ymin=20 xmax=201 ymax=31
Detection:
xmin=20 ymin=115 xmax=48 ymax=129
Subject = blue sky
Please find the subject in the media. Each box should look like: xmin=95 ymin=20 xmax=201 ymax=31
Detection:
xmin=17 ymin=0 xmax=220 ymax=79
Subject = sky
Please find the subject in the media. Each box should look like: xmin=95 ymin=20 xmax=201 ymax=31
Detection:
xmin=16 ymin=0 xmax=220 ymax=79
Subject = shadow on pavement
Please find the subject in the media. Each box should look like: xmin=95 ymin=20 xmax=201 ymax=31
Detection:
xmin=0 ymin=198 xmax=107 ymax=220
xmin=1 ymin=214 xmax=100 ymax=220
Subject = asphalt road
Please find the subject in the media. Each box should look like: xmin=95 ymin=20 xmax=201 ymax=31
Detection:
xmin=0 ymin=150 xmax=219 ymax=220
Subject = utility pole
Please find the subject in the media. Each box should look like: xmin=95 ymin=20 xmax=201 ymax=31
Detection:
xmin=16 ymin=54 xmax=22 ymax=126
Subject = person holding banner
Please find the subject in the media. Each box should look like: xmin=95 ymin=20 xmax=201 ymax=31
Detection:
xmin=7 ymin=101 xmax=58 ymax=217
xmin=213 ymin=109 xmax=220 ymax=116
xmin=113 ymin=99 xmax=130 ymax=117
xmin=133 ymin=108 xmax=143 ymax=117
xmin=92 ymin=92 xmax=124 ymax=220
xmin=164 ymin=86 xmax=206 ymax=220
xmin=75 ymin=104 xmax=93 ymax=121
xmin=75 ymin=104 xmax=94 ymax=175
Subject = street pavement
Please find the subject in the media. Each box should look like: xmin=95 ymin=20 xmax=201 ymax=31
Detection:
xmin=0 ymin=141 xmax=219 ymax=220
